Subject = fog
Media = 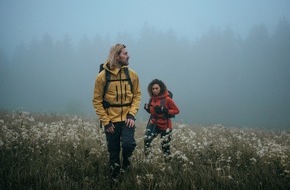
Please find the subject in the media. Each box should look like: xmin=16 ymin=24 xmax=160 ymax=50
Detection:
xmin=1 ymin=1 xmax=290 ymax=128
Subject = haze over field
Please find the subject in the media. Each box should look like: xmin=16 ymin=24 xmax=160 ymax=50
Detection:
xmin=1 ymin=0 xmax=290 ymax=128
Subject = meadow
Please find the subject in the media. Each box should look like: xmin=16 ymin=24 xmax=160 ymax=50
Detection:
xmin=0 ymin=111 xmax=289 ymax=190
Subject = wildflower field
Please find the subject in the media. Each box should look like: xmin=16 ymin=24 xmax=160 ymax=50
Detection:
xmin=0 ymin=111 xmax=289 ymax=190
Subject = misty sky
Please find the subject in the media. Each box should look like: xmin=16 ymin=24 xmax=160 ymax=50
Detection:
xmin=1 ymin=0 xmax=290 ymax=128
xmin=1 ymin=0 xmax=290 ymax=55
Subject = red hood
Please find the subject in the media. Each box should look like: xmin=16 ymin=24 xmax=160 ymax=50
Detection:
xmin=153 ymin=90 xmax=170 ymax=100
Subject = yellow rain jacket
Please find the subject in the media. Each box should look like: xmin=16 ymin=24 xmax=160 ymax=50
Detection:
xmin=92 ymin=62 xmax=141 ymax=126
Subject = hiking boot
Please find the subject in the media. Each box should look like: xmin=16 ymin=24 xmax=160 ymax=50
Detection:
xmin=122 ymin=156 xmax=131 ymax=171
xmin=109 ymin=176 xmax=120 ymax=189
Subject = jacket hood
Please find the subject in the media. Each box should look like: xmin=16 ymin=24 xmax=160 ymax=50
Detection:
xmin=154 ymin=90 xmax=170 ymax=100
xmin=103 ymin=61 xmax=129 ymax=76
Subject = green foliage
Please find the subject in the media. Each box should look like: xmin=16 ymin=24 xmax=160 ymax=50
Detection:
xmin=1 ymin=112 xmax=289 ymax=189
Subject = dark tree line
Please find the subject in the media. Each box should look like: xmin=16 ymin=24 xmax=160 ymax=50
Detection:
xmin=1 ymin=18 xmax=290 ymax=128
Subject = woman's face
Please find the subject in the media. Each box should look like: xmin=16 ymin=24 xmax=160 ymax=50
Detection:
xmin=152 ymin=84 xmax=161 ymax=96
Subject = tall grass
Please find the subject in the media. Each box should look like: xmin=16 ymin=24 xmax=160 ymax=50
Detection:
xmin=0 ymin=111 xmax=289 ymax=189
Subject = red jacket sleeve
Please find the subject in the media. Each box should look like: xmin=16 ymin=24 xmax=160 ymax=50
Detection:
xmin=166 ymin=97 xmax=179 ymax=116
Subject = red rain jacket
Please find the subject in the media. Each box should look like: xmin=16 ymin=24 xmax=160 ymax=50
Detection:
xmin=148 ymin=90 xmax=179 ymax=130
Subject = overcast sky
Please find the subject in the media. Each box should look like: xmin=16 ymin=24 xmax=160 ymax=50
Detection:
xmin=1 ymin=0 xmax=290 ymax=128
xmin=1 ymin=0 xmax=290 ymax=56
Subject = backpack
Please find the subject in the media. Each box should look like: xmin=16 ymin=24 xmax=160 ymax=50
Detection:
xmin=99 ymin=63 xmax=133 ymax=108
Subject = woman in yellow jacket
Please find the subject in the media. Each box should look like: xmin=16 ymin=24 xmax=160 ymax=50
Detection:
xmin=92 ymin=44 xmax=141 ymax=181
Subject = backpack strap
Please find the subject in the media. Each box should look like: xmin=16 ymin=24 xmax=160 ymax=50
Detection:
xmin=160 ymin=97 xmax=169 ymax=120
xmin=102 ymin=69 xmax=111 ymax=99
xmin=160 ymin=97 xmax=166 ymax=107
xmin=99 ymin=63 xmax=104 ymax=73
xmin=162 ymin=95 xmax=175 ymax=119
xmin=159 ymin=97 xmax=175 ymax=119
xmin=103 ymin=67 xmax=132 ymax=97
xmin=124 ymin=67 xmax=133 ymax=93
xmin=102 ymin=67 xmax=133 ymax=108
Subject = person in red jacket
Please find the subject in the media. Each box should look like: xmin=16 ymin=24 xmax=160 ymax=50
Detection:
xmin=144 ymin=79 xmax=179 ymax=161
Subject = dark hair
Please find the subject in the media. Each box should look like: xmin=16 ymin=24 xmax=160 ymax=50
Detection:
xmin=147 ymin=79 xmax=167 ymax=97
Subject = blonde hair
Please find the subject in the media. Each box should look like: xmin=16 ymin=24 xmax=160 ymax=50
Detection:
xmin=107 ymin=44 xmax=126 ymax=69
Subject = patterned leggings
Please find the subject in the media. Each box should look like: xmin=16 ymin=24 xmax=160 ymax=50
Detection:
xmin=144 ymin=123 xmax=172 ymax=157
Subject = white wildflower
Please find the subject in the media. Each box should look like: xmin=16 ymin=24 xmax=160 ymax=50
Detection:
xmin=0 ymin=139 xmax=4 ymax=147
xmin=136 ymin=175 xmax=142 ymax=185
xmin=89 ymin=148 xmax=98 ymax=155
xmin=145 ymin=174 xmax=154 ymax=180
xmin=178 ymin=124 xmax=186 ymax=128
xmin=250 ymin=157 xmax=257 ymax=163
xmin=226 ymin=157 xmax=232 ymax=163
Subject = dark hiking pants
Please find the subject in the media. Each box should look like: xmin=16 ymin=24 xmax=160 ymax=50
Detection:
xmin=105 ymin=121 xmax=136 ymax=179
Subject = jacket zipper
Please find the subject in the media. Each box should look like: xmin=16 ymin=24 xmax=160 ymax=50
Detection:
xmin=115 ymin=86 xmax=118 ymax=102
xmin=125 ymin=84 xmax=127 ymax=101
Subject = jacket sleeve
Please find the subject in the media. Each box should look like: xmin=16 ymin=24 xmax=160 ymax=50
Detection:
xmin=92 ymin=72 xmax=111 ymax=126
xmin=128 ymin=69 xmax=141 ymax=117
xmin=166 ymin=97 xmax=180 ymax=116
